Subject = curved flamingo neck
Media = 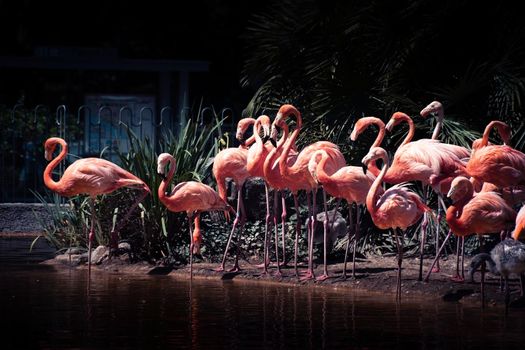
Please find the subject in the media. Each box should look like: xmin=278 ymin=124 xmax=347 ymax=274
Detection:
xmin=316 ymin=151 xmax=332 ymax=184
xmin=158 ymin=157 xmax=176 ymax=202
xmin=247 ymin=119 xmax=264 ymax=173
xmin=398 ymin=114 xmax=415 ymax=146
xmin=264 ymin=122 xmax=289 ymax=177
xmin=43 ymin=139 xmax=68 ymax=193
xmin=366 ymin=152 xmax=388 ymax=217
xmin=279 ymin=110 xmax=302 ymax=177
xmin=480 ymin=120 xmax=509 ymax=147
xmin=371 ymin=121 xmax=386 ymax=148
xmin=243 ymin=119 xmax=257 ymax=147
xmin=431 ymin=114 xmax=444 ymax=140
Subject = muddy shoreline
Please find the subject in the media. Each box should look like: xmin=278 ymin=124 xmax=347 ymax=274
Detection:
xmin=42 ymin=251 xmax=525 ymax=309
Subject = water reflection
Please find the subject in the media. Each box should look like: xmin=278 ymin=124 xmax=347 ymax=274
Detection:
xmin=1 ymin=239 xmax=525 ymax=349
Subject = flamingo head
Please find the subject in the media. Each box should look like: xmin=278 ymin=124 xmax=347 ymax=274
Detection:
xmin=447 ymin=176 xmax=471 ymax=203
xmin=361 ymin=147 xmax=387 ymax=172
xmin=496 ymin=122 xmax=512 ymax=146
xmin=236 ymin=117 xmax=256 ymax=145
xmin=258 ymin=115 xmax=272 ymax=144
xmin=385 ymin=112 xmax=410 ymax=132
xmin=44 ymin=137 xmax=62 ymax=161
xmin=307 ymin=150 xmax=326 ymax=183
xmin=420 ymin=101 xmax=443 ymax=119
xmin=157 ymin=153 xmax=175 ymax=178
xmin=350 ymin=116 xmax=384 ymax=141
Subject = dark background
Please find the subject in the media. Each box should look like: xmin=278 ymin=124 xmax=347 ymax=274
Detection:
xmin=0 ymin=0 xmax=265 ymax=114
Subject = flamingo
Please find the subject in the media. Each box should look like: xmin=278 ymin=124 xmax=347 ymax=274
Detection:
xmin=419 ymin=100 xmax=445 ymax=140
xmin=349 ymin=116 xmax=387 ymax=176
xmin=425 ymin=176 xmax=516 ymax=305
xmin=466 ymin=120 xmax=525 ymax=188
xmin=244 ymin=115 xmax=276 ymax=273
xmin=43 ymin=137 xmax=150 ymax=274
xmin=271 ymin=104 xmax=346 ymax=280
xmin=157 ymin=153 xmax=234 ymax=278
xmin=384 ymin=111 xmax=471 ymax=278
xmin=308 ymin=148 xmax=379 ymax=279
xmin=213 ymin=116 xmax=272 ymax=272
xmin=362 ymin=147 xmax=431 ymax=300
xmin=468 ymin=239 xmax=525 ymax=313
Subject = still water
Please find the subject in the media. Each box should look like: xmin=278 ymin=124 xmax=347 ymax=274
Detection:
xmin=1 ymin=238 xmax=525 ymax=349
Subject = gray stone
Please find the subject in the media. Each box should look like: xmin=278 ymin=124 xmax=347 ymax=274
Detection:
xmin=90 ymin=245 xmax=109 ymax=264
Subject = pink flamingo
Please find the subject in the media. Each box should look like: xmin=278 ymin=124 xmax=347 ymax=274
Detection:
xmin=157 ymin=153 xmax=234 ymax=278
xmin=272 ymin=104 xmax=346 ymax=280
xmin=425 ymin=176 xmax=516 ymax=304
xmin=467 ymin=120 xmax=525 ymax=188
xmin=362 ymin=147 xmax=431 ymax=300
xmin=384 ymin=111 xmax=470 ymax=278
xmin=308 ymin=148 xmax=379 ymax=279
xmin=213 ymin=117 xmax=266 ymax=272
xmin=244 ymin=115 xmax=276 ymax=273
xmin=43 ymin=137 xmax=150 ymax=274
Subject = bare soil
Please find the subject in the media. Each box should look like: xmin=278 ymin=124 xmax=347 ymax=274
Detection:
xmin=43 ymin=252 xmax=525 ymax=309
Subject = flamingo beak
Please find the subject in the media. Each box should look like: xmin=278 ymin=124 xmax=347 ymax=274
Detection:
xmin=349 ymin=128 xmax=359 ymax=142
xmin=157 ymin=172 xmax=166 ymax=180
xmin=361 ymin=163 xmax=367 ymax=175
xmin=44 ymin=149 xmax=51 ymax=161
xmin=385 ymin=119 xmax=395 ymax=132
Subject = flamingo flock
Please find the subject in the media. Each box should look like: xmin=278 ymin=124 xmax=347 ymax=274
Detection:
xmin=43 ymin=101 xmax=525 ymax=304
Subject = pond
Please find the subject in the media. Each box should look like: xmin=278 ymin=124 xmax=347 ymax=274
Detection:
xmin=1 ymin=237 xmax=525 ymax=349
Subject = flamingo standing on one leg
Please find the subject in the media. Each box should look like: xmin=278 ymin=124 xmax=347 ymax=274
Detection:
xmin=308 ymin=148 xmax=379 ymax=279
xmin=425 ymin=176 xmax=516 ymax=305
xmin=43 ymin=137 xmax=150 ymax=275
xmin=362 ymin=147 xmax=431 ymax=300
xmin=271 ymin=104 xmax=346 ymax=281
xmin=157 ymin=153 xmax=234 ymax=279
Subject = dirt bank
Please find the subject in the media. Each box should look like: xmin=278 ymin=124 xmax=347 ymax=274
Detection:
xmin=43 ymin=252 xmax=525 ymax=309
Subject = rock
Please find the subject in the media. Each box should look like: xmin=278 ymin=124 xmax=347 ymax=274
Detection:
xmin=64 ymin=247 xmax=84 ymax=255
xmin=91 ymin=245 xmax=109 ymax=264
xmin=306 ymin=209 xmax=347 ymax=251
xmin=55 ymin=253 xmax=86 ymax=266
xmin=118 ymin=242 xmax=131 ymax=251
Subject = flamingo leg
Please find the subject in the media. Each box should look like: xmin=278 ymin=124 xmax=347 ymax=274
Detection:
xmin=316 ymin=189 xmax=330 ymax=281
xmin=418 ymin=211 xmax=429 ymax=281
xmin=352 ymin=205 xmax=361 ymax=279
xmin=188 ymin=213 xmax=195 ymax=280
xmin=301 ymin=190 xmax=316 ymax=281
xmin=461 ymin=236 xmax=465 ymax=279
xmin=451 ymin=236 xmax=464 ymax=282
xmin=280 ymin=195 xmax=288 ymax=267
xmin=394 ymin=229 xmax=404 ymax=301
xmin=479 ymin=235 xmax=486 ymax=309
xmin=340 ymin=203 xmax=354 ymax=281
xmin=424 ymin=229 xmax=453 ymax=282
xmin=432 ymin=194 xmax=447 ymax=273
xmin=260 ymin=183 xmax=271 ymax=273
xmin=109 ymin=187 xmax=149 ymax=252
xmin=273 ymin=191 xmax=282 ymax=277
xmin=88 ymin=197 xmax=96 ymax=277
xmin=217 ymin=186 xmax=244 ymax=272
xmin=293 ymin=194 xmax=301 ymax=278
xmin=231 ymin=188 xmax=247 ymax=272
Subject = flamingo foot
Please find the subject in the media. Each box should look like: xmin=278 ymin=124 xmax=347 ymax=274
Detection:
xmin=299 ymin=271 xmax=315 ymax=281
xmin=228 ymin=265 xmax=241 ymax=273
xmin=450 ymin=275 xmax=465 ymax=283
xmin=315 ymin=274 xmax=330 ymax=282
xmin=255 ymin=262 xmax=269 ymax=269
xmin=214 ymin=266 xmax=225 ymax=272
xmin=273 ymin=270 xmax=283 ymax=279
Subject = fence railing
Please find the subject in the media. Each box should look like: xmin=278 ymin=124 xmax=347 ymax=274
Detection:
xmin=1 ymin=104 xmax=236 ymax=203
